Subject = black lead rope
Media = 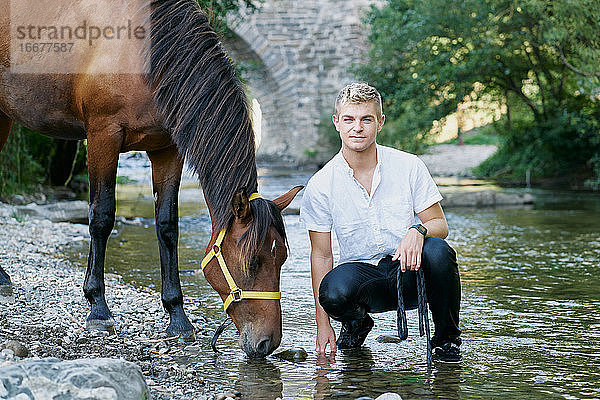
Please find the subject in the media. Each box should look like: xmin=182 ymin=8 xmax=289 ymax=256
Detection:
xmin=396 ymin=266 xmax=408 ymax=340
xmin=397 ymin=267 xmax=432 ymax=366
xmin=416 ymin=268 xmax=432 ymax=366
xmin=211 ymin=317 xmax=233 ymax=353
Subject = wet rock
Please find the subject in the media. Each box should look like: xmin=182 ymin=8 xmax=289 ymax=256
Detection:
xmin=376 ymin=393 xmax=403 ymax=400
xmin=441 ymin=190 xmax=534 ymax=208
xmin=2 ymin=340 xmax=29 ymax=358
xmin=10 ymin=195 xmax=27 ymax=205
xmin=356 ymin=397 xmax=375 ymax=400
xmin=273 ymin=347 xmax=308 ymax=362
xmin=13 ymin=201 xmax=89 ymax=223
xmin=0 ymin=358 xmax=149 ymax=399
xmin=376 ymin=335 xmax=404 ymax=343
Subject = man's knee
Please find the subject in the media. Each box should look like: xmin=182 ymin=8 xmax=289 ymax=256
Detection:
xmin=318 ymin=268 xmax=354 ymax=314
xmin=422 ymin=238 xmax=457 ymax=275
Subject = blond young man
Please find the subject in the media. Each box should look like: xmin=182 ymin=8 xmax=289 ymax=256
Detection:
xmin=300 ymin=82 xmax=461 ymax=362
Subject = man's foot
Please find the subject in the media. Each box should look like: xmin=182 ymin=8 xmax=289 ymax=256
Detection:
xmin=336 ymin=315 xmax=374 ymax=349
xmin=433 ymin=341 xmax=461 ymax=363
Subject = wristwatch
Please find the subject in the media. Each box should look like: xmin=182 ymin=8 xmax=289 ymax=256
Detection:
xmin=410 ymin=223 xmax=427 ymax=237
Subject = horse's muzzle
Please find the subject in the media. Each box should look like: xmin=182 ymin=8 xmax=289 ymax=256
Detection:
xmin=240 ymin=330 xmax=281 ymax=358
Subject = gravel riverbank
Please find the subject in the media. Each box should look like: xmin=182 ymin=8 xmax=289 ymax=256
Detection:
xmin=0 ymin=215 xmax=229 ymax=400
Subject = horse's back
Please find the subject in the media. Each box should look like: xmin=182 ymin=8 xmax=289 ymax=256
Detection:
xmin=0 ymin=0 xmax=161 ymax=144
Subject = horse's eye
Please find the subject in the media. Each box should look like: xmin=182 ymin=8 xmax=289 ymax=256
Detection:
xmin=249 ymin=256 xmax=260 ymax=272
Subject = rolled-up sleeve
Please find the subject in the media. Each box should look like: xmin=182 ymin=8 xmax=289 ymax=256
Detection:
xmin=412 ymin=158 xmax=443 ymax=213
xmin=300 ymin=179 xmax=332 ymax=232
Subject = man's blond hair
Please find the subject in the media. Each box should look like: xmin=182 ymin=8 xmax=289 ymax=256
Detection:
xmin=335 ymin=82 xmax=383 ymax=119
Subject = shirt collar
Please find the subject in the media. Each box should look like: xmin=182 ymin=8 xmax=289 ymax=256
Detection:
xmin=335 ymin=144 xmax=383 ymax=175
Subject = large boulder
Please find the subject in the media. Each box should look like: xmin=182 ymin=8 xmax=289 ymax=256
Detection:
xmin=0 ymin=358 xmax=149 ymax=400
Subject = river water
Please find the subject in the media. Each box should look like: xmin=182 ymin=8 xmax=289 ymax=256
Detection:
xmin=69 ymin=154 xmax=600 ymax=399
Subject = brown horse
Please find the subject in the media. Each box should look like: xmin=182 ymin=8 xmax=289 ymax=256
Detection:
xmin=0 ymin=0 xmax=302 ymax=357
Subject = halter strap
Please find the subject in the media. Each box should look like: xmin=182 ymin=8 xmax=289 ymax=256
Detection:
xmin=200 ymin=193 xmax=281 ymax=312
xmin=248 ymin=192 xmax=262 ymax=201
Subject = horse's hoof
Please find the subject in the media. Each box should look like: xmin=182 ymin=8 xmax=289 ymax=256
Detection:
xmin=166 ymin=328 xmax=196 ymax=343
xmin=86 ymin=318 xmax=116 ymax=335
xmin=0 ymin=285 xmax=14 ymax=304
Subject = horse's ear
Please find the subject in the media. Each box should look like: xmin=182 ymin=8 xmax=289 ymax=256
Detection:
xmin=273 ymin=185 xmax=304 ymax=211
xmin=232 ymin=188 xmax=252 ymax=220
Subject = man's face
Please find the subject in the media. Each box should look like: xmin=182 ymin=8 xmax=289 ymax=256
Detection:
xmin=333 ymin=101 xmax=385 ymax=153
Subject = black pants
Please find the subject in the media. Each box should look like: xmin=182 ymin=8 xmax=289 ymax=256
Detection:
xmin=319 ymin=238 xmax=461 ymax=345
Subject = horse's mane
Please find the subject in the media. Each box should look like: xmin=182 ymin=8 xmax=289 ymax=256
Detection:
xmin=144 ymin=0 xmax=281 ymax=270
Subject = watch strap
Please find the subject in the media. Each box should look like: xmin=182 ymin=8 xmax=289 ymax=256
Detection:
xmin=410 ymin=224 xmax=427 ymax=236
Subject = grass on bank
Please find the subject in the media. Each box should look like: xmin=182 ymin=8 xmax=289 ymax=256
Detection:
xmin=440 ymin=124 xmax=501 ymax=146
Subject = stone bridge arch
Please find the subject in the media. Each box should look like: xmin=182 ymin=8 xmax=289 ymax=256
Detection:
xmin=223 ymin=0 xmax=383 ymax=165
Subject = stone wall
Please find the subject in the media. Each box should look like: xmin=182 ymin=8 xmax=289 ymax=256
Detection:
xmin=224 ymin=0 xmax=383 ymax=165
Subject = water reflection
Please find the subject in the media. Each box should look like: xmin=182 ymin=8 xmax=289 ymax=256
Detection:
xmin=67 ymin=167 xmax=600 ymax=399
xmin=312 ymin=348 xmax=462 ymax=400
xmin=236 ymin=359 xmax=283 ymax=400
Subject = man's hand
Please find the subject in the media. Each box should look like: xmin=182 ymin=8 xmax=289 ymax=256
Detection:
xmin=392 ymin=228 xmax=425 ymax=272
xmin=316 ymin=322 xmax=337 ymax=354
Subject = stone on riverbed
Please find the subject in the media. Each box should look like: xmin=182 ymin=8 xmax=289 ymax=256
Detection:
xmin=375 ymin=335 xmax=405 ymax=344
xmin=273 ymin=347 xmax=308 ymax=362
xmin=0 ymin=358 xmax=149 ymax=399
xmin=1 ymin=340 xmax=29 ymax=358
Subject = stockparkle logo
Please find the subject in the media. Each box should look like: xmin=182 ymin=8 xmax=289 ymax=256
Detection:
xmin=10 ymin=0 xmax=148 ymax=74
xmin=15 ymin=20 xmax=146 ymax=47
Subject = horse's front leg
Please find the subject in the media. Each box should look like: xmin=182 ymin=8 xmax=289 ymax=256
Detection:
xmin=83 ymin=129 xmax=120 ymax=332
xmin=148 ymin=146 xmax=195 ymax=340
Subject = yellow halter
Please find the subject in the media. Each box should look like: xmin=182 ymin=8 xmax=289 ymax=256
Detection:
xmin=200 ymin=193 xmax=281 ymax=312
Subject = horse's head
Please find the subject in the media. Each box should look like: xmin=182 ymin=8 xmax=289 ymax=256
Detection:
xmin=203 ymin=186 xmax=303 ymax=357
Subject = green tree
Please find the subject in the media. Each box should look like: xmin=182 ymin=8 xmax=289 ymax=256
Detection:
xmin=357 ymin=0 xmax=600 ymax=185
xmin=545 ymin=0 xmax=600 ymax=82
xmin=197 ymin=0 xmax=261 ymax=33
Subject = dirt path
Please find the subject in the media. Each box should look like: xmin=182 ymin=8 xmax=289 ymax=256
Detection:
xmin=420 ymin=144 xmax=498 ymax=177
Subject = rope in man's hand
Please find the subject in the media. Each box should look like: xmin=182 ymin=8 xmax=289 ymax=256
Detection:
xmin=397 ymin=267 xmax=432 ymax=366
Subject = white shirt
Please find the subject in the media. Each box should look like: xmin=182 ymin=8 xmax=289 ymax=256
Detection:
xmin=300 ymin=144 xmax=443 ymax=265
